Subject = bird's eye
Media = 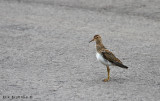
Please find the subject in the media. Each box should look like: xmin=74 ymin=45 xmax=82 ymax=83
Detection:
xmin=94 ymin=35 xmax=99 ymax=39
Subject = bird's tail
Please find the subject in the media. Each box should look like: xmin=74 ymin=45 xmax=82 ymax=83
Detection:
xmin=113 ymin=62 xmax=128 ymax=69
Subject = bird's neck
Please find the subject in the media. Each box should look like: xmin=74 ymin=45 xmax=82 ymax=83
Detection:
xmin=96 ymin=40 xmax=105 ymax=52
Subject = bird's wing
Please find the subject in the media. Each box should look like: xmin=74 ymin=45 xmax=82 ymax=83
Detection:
xmin=101 ymin=49 xmax=122 ymax=64
xmin=101 ymin=49 xmax=128 ymax=69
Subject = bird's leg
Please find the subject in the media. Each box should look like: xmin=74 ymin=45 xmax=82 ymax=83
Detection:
xmin=103 ymin=66 xmax=110 ymax=82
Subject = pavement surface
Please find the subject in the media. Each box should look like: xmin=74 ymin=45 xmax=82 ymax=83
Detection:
xmin=0 ymin=0 xmax=160 ymax=101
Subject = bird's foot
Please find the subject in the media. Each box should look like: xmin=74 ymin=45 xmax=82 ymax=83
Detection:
xmin=103 ymin=78 xmax=109 ymax=82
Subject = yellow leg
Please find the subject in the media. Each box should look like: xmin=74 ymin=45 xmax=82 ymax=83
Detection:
xmin=103 ymin=66 xmax=110 ymax=82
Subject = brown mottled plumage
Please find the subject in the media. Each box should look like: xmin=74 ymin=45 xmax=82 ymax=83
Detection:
xmin=89 ymin=35 xmax=128 ymax=82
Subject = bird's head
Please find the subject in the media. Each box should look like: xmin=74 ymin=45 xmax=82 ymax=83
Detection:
xmin=89 ymin=35 xmax=102 ymax=43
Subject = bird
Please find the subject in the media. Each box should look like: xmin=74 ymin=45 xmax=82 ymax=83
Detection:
xmin=89 ymin=35 xmax=128 ymax=82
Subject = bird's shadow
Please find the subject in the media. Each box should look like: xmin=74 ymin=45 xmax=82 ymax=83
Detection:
xmin=110 ymin=77 xmax=129 ymax=84
xmin=86 ymin=77 xmax=129 ymax=86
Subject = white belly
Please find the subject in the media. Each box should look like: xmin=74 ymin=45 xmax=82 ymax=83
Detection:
xmin=96 ymin=52 xmax=112 ymax=66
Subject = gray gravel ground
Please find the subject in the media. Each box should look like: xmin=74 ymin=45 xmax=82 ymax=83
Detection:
xmin=0 ymin=0 xmax=160 ymax=101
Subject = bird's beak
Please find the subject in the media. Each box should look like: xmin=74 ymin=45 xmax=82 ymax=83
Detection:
xmin=89 ymin=39 xmax=94 ymax=43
